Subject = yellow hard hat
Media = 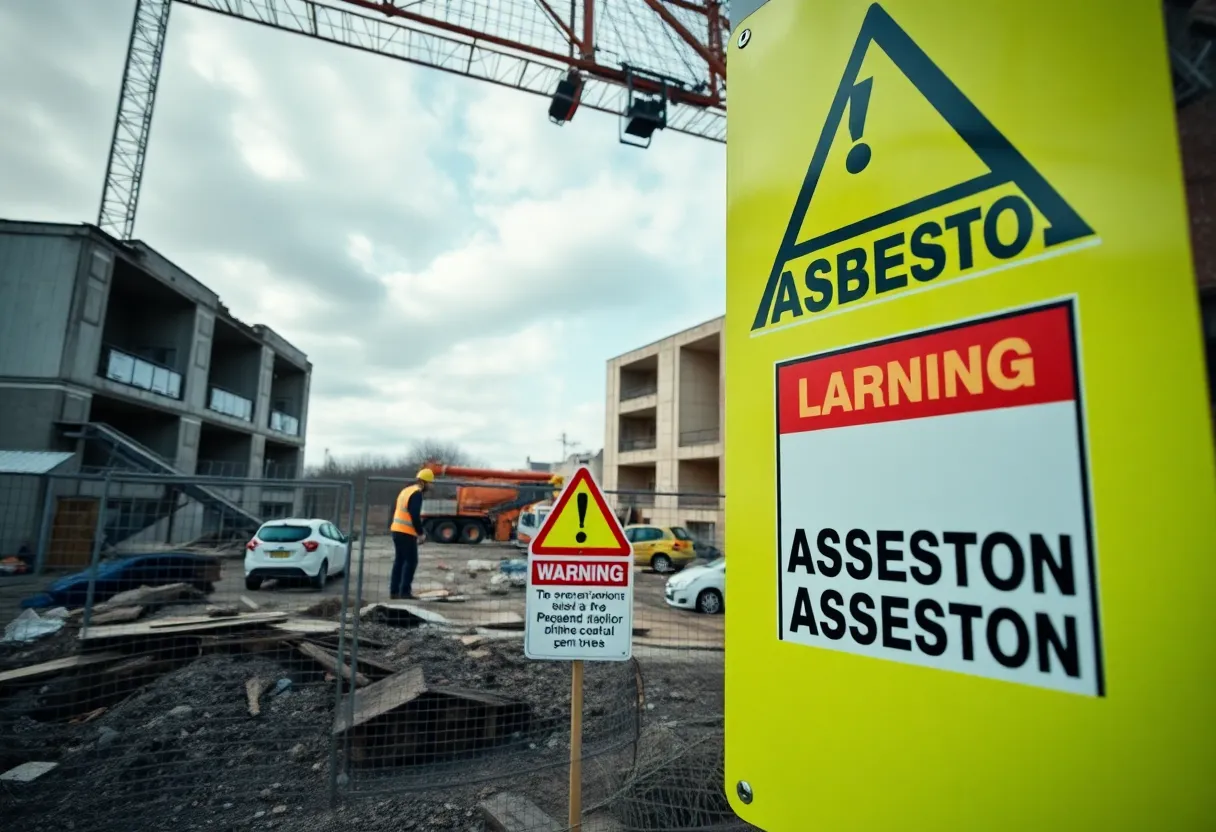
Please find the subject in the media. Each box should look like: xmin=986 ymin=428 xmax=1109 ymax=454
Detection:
xmin=416 ymin=468 xmax=435 ymax=483
xmin=549 ymin=475 xmax=564 ymax=486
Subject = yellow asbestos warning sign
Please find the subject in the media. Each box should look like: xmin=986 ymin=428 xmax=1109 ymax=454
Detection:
xmin=529 ymin=466 xmax=631 ymax=557
xmin=725 ymin=1 xmax=1216 ymax=830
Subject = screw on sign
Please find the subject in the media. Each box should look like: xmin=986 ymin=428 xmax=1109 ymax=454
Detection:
xmin=523 ymin=466 xmax=634 ymax=832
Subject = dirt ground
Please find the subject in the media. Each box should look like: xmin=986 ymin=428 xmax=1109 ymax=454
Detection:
xmin=0 ymin=559 xmax=738 ymax=832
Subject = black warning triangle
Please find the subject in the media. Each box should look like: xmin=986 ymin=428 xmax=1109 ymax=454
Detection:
xmin=750 ymin=2 xmax=1096 ymax=333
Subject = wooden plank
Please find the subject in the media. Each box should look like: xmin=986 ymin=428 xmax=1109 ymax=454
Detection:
xmin=296 ymin=642 xmax=369 ymax=687
xmin=478 ymin=792 xmax=562 ymax=832
xmin=79 ymin=611 xmax=288 ymax=641
xmin=200 ymin=632 xmax=301 ymax=651
xmin=91 ymin=606 xmax=144 ymax=625
xmin=247 ymin=677 xmax=270 ymax=716
xmin=273 ymin=618 xmax=342 ymax=634
xmin=0 ymin=652 xmax=123 ymax=686
xmin=480 ymin=611 xmax=525 ymax=630
xmin=69 ymin=583 xmax=197 ymax=617
xmin=333 ymin=667 xmax=426 ymax=734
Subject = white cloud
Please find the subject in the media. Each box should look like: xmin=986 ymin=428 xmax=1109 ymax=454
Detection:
xmin=0 ymin=0 xmax=726 ymax=471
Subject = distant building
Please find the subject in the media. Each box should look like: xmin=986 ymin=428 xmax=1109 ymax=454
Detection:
xmin=0 ymin=219 xmax=311 ymax=564
xmin=523 ymin=450 xmax=603 ymax=484
xmin=602 ymin=316 xmax=723 ymax=546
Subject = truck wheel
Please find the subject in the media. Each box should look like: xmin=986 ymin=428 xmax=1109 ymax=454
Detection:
xmin=433 ymin=520 xmax=459 ymax=544
xmin=460 ymin=522 xmax=484 ymax=544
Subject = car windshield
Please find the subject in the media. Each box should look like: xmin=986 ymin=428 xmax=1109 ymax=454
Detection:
xmin=671 ymin=526 xmax=693 ymax=540
xmin=520 ymin=513 xmax=535 ymax=527
xmin=708 ymin=557 xmax=725 ymax=568
xmin=258 ymin=524 xmax=312 ymax=543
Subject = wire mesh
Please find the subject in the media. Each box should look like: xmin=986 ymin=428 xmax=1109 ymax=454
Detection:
xmin=177 ymin=0 xmax=728 ymax=141
xmin=0 ymin=471 xmax=743 ymax=832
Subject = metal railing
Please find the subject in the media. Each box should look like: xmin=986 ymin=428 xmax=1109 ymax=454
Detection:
xmin=619 ymin=436 xmax=657 ymax=452
xmin=678 ymin=492 xmax=722 ymax=508
xmin=679 ymin=427 xmax=720 ymax=446
xmin=620 ymin=382 xmax=658 ymax=400
xmin=207 ymin=385 xmax=254 ymax=421
xmin=99 ymin=344 xmax=183 ymax=400
xmin=270 ymin=409 xmax=301 ymax=436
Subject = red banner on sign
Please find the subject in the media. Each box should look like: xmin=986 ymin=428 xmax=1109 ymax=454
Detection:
xmin=530 ymin=559 xmax=631 ymax=586
xmin=778 ymin=303 xmax=1077 ymax=434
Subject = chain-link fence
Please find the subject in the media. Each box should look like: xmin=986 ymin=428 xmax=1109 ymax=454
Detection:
xmin=1 ymin=472 xmax=743 ymax=832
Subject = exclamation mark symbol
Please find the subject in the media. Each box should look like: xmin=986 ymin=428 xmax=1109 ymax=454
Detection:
xmin=845 ymin=77 xmax=873 ymax=174
xmin=575 ymin=492 xmax=588 ymax=544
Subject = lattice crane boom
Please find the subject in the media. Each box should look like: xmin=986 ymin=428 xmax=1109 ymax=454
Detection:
xmin=97 ymin=0 xmax=730 ymax=240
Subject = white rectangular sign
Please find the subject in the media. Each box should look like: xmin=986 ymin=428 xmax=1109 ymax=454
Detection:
xmin=775 ymin=302 xmax=1104 ymax=696
xmin=524 ymin=557 xmax=634 ymax=661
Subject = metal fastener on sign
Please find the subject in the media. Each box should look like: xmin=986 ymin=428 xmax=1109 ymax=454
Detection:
xmin=736 ymin=780 xmax=754 ymax=804
xmin=738 ymin=28 xmax=752 ymax=49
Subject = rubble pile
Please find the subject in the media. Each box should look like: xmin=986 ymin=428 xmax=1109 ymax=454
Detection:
xmin=0 ymin=588 xmax=641 ymax=832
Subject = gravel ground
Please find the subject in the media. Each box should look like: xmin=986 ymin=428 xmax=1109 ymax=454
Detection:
xmin=0 ymin=622 xmax=654 ymax=832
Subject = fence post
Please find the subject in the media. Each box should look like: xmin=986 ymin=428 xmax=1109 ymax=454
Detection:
xmin=328 ymin=479 xmax=358 ymax=808
xmin=81 ymin=472 xmax=112 ymax=634
xmin=344 ymin=477 xmax=374 ymax=764
xmin=34 ymin=474 xmax=56 ymax=576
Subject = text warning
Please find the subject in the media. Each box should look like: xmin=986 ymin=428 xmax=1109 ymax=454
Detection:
xmin=525 ymin=558 xmax=634 ymax=661
xmin=775 ymin=301 xmax=1103 ymax=696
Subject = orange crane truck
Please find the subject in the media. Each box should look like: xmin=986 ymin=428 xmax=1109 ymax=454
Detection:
xmin=419 ymin=465 xmax=558 ymax=545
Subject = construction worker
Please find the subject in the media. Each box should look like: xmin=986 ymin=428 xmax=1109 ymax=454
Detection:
xmin=389 ymin=468 xmax=433 ymax=599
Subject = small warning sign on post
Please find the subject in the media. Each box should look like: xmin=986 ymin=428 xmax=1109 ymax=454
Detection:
xmin=524 ymin=558 xmax=634 ymax=661
xmin=525 ymin=466 xmax=634 ymax=661
xmin=776 ymin=301 xmax=1101 ymax=696
xmin=529 ymin=466 xmax=631 ymax=557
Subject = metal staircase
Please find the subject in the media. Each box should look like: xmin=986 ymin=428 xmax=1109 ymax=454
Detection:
xmin=60 ymin=422 xmax=263 ymax=544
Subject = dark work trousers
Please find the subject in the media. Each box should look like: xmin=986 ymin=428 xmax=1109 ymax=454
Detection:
xmin=390 ymin=531 xmax=419 ymax=598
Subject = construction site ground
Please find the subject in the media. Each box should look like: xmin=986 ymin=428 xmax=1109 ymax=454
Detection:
xmin=226 ymin=539 xmax=725 ymax=651
xmin=0 ymin=540 xmax=736 ymax=832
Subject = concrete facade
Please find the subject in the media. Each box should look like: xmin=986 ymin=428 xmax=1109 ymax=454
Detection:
xmin=603 ymin=317 xmax=724 ymax=547
xmin=0 ymin=220 xmax=311 ymax=483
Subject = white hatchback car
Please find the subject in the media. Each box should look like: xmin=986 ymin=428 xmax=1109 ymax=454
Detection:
xmin=664 ymin=556 xmax=725 ymax=614
xmin=244 ymin=518 xmax=349 ymax=591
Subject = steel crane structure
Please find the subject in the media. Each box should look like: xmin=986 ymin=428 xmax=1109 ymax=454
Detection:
xmin=97 ymin=0 xmax=731 ymax=240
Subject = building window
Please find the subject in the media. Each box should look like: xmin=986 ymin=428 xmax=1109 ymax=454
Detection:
xmin=100 ymin=345 xmax=183 ymax=400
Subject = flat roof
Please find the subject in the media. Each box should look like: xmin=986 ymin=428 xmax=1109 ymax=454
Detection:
xmin=607 ymin=314 xmax=724 ymax=362
xmin=0 ymin=450 xmax=74 ymax=475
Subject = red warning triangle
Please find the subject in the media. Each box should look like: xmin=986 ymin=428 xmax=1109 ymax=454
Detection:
xmin=529 ymin=466 xmax=631 ymax=557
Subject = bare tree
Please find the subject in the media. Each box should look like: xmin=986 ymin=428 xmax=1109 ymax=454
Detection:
xmin=305 ymin=439 xmax=485 ymax=482
xmin=401 ymin=438 xmax=480 ymax=473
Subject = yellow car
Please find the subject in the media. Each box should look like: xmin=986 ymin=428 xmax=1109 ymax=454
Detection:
xmin=624 ymin=524 xmax=699 ymax=573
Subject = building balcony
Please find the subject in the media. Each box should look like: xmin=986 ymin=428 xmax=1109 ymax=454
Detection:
xmin=619 ymin=436 xmax=657 ymax=452
xmin=207 ymin=386 xmax=254 ymax=422
xmin=270 ymin=410 xmax=301 ymax=437
xmin=677 ymin=492 xmax=722 ymax=509
xmin=620 ymin=382 xmax=658 ymax=401
xmin=614 ymin=489 xmax=656 ymax=507
xmin=679 ymin=427 xmax=720 ymax=446
xmin=99 ymin=345 xmax=183 ymax=401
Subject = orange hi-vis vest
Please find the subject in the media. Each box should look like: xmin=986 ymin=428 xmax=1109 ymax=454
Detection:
xmin=391 ymin=485 xmax=422 ymax=536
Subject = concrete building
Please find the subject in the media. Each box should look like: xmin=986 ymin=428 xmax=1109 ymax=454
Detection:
xmin=602 ymin=316 xmax=724 ymax=546
xmin=0 ymin=219 xmax=311 ymax=564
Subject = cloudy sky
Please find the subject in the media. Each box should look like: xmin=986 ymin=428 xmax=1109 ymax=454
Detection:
xmin=0 ymin=0 xmax=725 ymax=469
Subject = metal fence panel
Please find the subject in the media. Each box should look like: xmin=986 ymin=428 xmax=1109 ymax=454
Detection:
xmin=0 ymin=473 xmax=744 ymax=832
